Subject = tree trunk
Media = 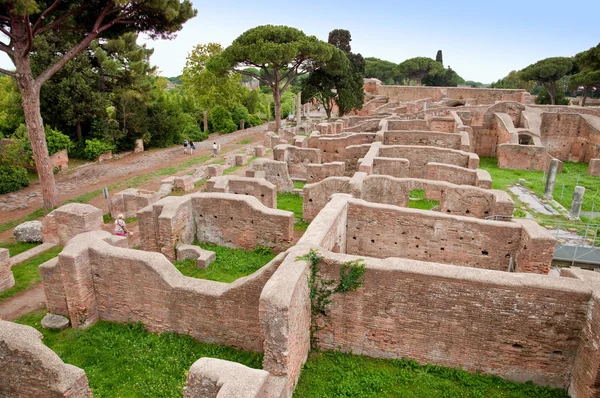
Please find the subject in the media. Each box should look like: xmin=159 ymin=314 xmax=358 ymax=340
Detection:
xmin=582 ymin=88 xmax=589 ymax=107
xmin=546 ymin=82 xmax=556 ymax=105
xmin=76 ymin=120 xmax=83 ymax=142
xmin=273 ymin=88 xmax=281 ymax=132
xmin=17 ymin=69 xmax=60 ymax=209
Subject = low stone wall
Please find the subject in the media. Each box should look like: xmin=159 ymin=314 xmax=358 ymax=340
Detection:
xmin=206 ymin=176 xmax=277 ymax=208
xmin=590 ymin=159 xmax=600 ymax=176
xmin=0 ymin=320 xmax=92 ymax=397
xmin=376 ymin=85 xmax=526 ymax=103
xmin=303 ymin=174 xmax=513 ymax=222
xmin=41 ymin=231 xmax=284 ymax=351
xmin=247 ymin=158 xmax=294 ymax=192
xmin=0 ymin=248 xmax=15 ymax=293
xmin=42 ymin=203 xmax=103 ymax=245
xmin=305 ymin=161 xmax=345 ymax=183
xmin=273 ymin=144 xmax=321 ymax=179
xmin=110 ymin=188 xmax=161 ymax=219
xmin=345 ymin=198 xmax=553 ymax=274
xmin=387 ymin=119 xmax=428 ymax=131
xmin=309 ymin=133 xmax=378 ymax=163
xmin=312 ymin=248 xmax=589 ymax=389
xmin=383 ymin=130 xmax=463 ymax=149
xmin=425 ymin=162 xmax=492 ymax=188
xmin=496 ymin=144 xmax=552 ymax=171
xmin=138 ymin=193 xmax=294 ymax=259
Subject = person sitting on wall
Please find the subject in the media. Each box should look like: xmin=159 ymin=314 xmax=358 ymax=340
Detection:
xmin=114 ymin=214 xmax=133 ymax=237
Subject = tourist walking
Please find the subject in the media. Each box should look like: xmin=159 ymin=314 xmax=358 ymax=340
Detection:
xmin=183 ymin=139 xmax=189 ymax=154
xmin=213 ymin=142 xmax=218 ymax=157
xmin=190 ymin=141 xmax=196 ymax=155
xmin=114 ymin=214 xmax=132 ymax=237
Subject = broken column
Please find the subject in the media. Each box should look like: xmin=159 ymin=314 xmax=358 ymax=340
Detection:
xmin=297 ymin=90 xmax=302 ymax=123
xmin=570 ymin=186 xmax=585 ymax=219
xmin=543 ymin=158 xmax=560 ymax=199
xmin=203 ymin=111 xmax=208 ymax=132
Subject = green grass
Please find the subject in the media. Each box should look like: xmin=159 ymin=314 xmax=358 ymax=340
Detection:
xmin=0 ymin=246 xmax=62 ymax=302
xmin=409 ymin=189 xmax=426 ymax=199
xmin=173 ymin=243 xmax=275 ymax=283
xmin=0 ymin=208 xmax=46 ymax=234
xmin=479 ymin=158 xmax=600 ymax=213
xmin=408 ymin=198 xmax=440 ymax=210
xmin=223 ymin=165 xmax=243 ymax=175
xmin=0 ymin=241 xmax=40 ymax=256
xmin=277 ymin=192 xmax=309 ymax=231
xmin=236 ymin=138 xmax=253 ymax=145
xmin=16 ymin=311 xmax=263 ymax=397
xmin=294 ymin=350 xmax=568 ymax=398
xmin=293 ymin=181 xmax=307 ymax=189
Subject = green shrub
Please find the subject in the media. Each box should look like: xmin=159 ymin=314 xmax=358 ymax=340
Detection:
xmin=180 ymin=113 xmax=207 ymax=142
xmin=0 ymin=164 xmax=29 ymax=194
xmin=209 ymin=105 xmax=237 ymax=133
xmin=535 ymin=86 xmax=570 ymax=105
xmin=83 ymin=138 xmax=115 ymax=160
xmin=229 ymin=104 xmax=250 ymax=128
xmin=11 ymin=124 xmax=72 ymax=165
xmin=245 ymin=114 xmax=263 ymax=127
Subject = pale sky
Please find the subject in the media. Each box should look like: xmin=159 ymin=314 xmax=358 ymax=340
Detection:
xmin=1 ymin=0 xmax=599 ymax=83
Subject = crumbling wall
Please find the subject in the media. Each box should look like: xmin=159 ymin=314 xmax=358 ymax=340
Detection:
xmin=42 ymin=203 xmax=103 ymax=245
xmin=428 ymin=116 xmax=455 ymax=132
xmin=383 ymin=130 xmax=462 ymax=149
xmin=311 ymin=133 xmax=377 ymax=163
xmin=41 ymin=231 xmax=283 ymax=352
xmin=303 ymin=178 xmax=351 ymax=222
xmin=246 ymin=158 xmax=294 ymax=192
xmin=377 ymin=145 xmax=477 ymax=178
xmin=425 ymin=163 xmax=492 ymax=188
xmin=387 ymin=119 xmax=428 ymax=131
xmin=273 ymin=144 xmax=321 ymax=179
xmin=313 ymin=249 xmax=588 ymax=389
xmin=305 ymin=162 xmax=345 ymax=183
xmin=138 ymin=193 xmax=294 ymax=260
xmin=345 ymin=199 xmax=553 ymax=273
xmin=206 ymin=176 xmax=277 ymax=208
xmin=0 ymin=320 xmax=92 ymax=397
xmin=496 ymin=144 xmax=551 ymax=171
xmin=0 ymin=248 xmax=14 ymax=293
xmin=110 ymin=188 xmax=161 ymax=219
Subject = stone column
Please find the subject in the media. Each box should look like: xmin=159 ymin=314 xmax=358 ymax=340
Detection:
xmin=240 ymin=119 xmax=245 ymax=130
xmin=291 ymin=95 xmax=296 ymax=116
xmin=203 ymin=112 xmax=208 ymax=132
xmin=570 ymin=186 xmax=585 ymax=219
xmin=543 ymin=159 xmax=560 ymax=199
xmin=297 ymin=90 xmax=302 ymax=123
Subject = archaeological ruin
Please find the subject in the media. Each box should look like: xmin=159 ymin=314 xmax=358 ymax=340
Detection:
xmin=3 ymin=82 xmax=600 ymax=398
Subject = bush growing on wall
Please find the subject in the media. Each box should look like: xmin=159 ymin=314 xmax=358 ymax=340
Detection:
xmin=84 ymin=138 xmax=115 ymax=160
xmin=0 ymin=164 xmax=29 ymax=194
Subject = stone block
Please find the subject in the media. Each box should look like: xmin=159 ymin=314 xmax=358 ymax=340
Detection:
xmin=0 ymin=248 xmax=14 ymax=293
xmin=42 ymin=203 xmax=103 ymax=245
xmin=224 ymin=155 xmax=236 ymax=168
xmin=207 ymin=164 xmax=224 ymax=177
xmin=174 ymin=176 xmax=195 ymax=192
xmin=13 ymin=221 xmax=43 ymax=243
xmin=98 ymin=152 xmax=112 ymax=162
xmin=175 ymin=244 xmax=216 ymax=269
xmin=110 ymin=188 xmax=161 ymax=219
xmin=590 ymin=159 xmax=600 ymax=176
xmin=41 ymin=313 xmax=70 ymax=330
xmin=134 ymin=139 xmax=144 ymax=153
xmin=235 ymin=153 xmax=249 ymax=166
xmin=196 ymin=250 xmax=216 ymax=269
xmin=254 ymin=145 xmax=266 ymax=157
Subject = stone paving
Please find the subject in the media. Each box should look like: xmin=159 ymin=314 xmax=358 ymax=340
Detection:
xmin=0 ymin=126 xmax=266 ymax=213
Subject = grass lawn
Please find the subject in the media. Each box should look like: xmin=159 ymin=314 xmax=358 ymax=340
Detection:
xmin=0 ymin=246 xmax=62 ymax=302
xmin=0 ymin=241 xmax=40 ymax=256
xmin=236 ymin=138 xmax=253 ymax=145
xmin=16 ymin=311 xmax=262 ymax=397
xmin=277 ymin=192 xmax=309 ymax=231
xmin=294 ymin=351 xmax=568 ymax=398
xmin=479 ymin=158 xmax=600 ymax=218
xmin=173 ymin=243 xmax=275 ymax=283
xmin=293 ymin=181 xmax=306 ymax=189
xmin=408 ymin=189 xmax=439 ymax=211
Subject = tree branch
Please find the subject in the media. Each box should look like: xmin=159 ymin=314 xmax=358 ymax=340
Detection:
xmin=0 ymin=41 xmax=14 ymax=56
xmin=35 ymin=2 xmax=114 ymax=86
xmin=36 ymin=2 xmax=91 ymax=35
xmin=25 ymin=16 xmax=33 ymax=54
xmin=235 ymin=69 xmax=270 ymax=86
xmin=0 ymin=67 xmax=16 ymax=77
xmin=0 ymin=25 xmax=15 ymax=39
xmin=31 ymin=0 xmax=62 ymax=33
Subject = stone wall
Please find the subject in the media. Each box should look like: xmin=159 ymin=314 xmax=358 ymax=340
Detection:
xmin=273 ymin=144 xmax=321 ymax=179
xmin=42 ymin=203 xmax=103 ymax=245
xmin=312 ymin=249 xmax=589 ymax=389
xmin=110 ymin=188 xmax=161 ymax=219
xmin=345 ymin=198 xmax=553 ymax=273
xmin=247 ymin=158 xmax=294 ymax=192
xmin=0 ymin=248 xmax=15 ymax=293
xmin=425 ymin=162 xmax=492 ymax=188
xmin=309 ymin=133 xmax=377 ymax=163
xmin=50 ymin=149 xmax=69 ymax=172
xmin=496 ymin=144 xmax=553 ymax=171
xmin=376 ymin=86 xmax=526 ymax=103
xmin=0 ymin=320 xmax=92 ymax=397
xmin=206 ymin=176 xmax=277 ymax=208
xmin=138 ymin=193 xmax=294 ymax=259
xmin=540 ymin=113 xmax=600 ymax=163
xmin=305 ymin=162 xmax=345 ymax=183
xmin=387 ymin=119 xmax=428 ymax=131
xmin=41 ymin=231 xmax=284 ymax=351
xmin=590 ymin=159 xmax=600 ymax=176
xmin=383 ymin=130 xmax=463 ymax=149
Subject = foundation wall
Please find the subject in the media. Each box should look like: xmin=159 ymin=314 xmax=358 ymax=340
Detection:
xmin=377 ymin=145 xmax=476 ymax=178
xmin=383 ymin=130 xmax=462 ymax=149
xmin=206 ymin=176 xmax=277 ymax=208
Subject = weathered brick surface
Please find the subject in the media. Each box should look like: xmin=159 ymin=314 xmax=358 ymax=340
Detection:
xmin=590 ymin=159 xmax=600 ymax=176
xmin=206 ymin=175 xmax=277 ymax=208
xmin=110 ymin=188 xmax=161 ymax=219
xmin=371 ymin=157 xmax=410 ymax=177
xmin=207 ymin=164 xmax=224 ymax=177
xmin=0 ymin=248 xmax=14 ymax=293
xmin=496 ymin=144 xmax=550 ymax=171
xmin=383 ymin=130 xmax=462 ymax=148
xmin=378 ymin=145 xmax=475 ymax=178
xmin=303 ymin=178 xmax=351 ymax=222
xmin=305 ymin=161 xmax=345 ymax=183
xmin=138 ymin=193 xmax=294 ymax=259
xmin=428 ymin=116 xmax=455 ymax=132
xmin=235 ymin=153 xmax=249 ymax=166
xmin=42 ymin=231 xmax=283 ymax=351
xmin=42 ymin=203 xmax=103 ymax=245
xmin=50 ymin=149 xmax=69 ymax=172
xmin=345 ymin=199 xmax=553 ymax=273
xmin=0 ymin=320 xmax=92 ymax=397
xmin=425 ymin=162 xmax=481 ymax=187
xmin=311 ymin=133 xmax=377 ymax=163
xmin=313 ymin=249 xmax=589 ymax=389
xmin=273 ymin=145 xmax=321 ymax=179
xmin=376 ymin=86 xmax=526 ymax=103
xmin=247 ymin=159 xmax=294 ymax=192
xmin=569 ymin=291 xmax=600 ymax=398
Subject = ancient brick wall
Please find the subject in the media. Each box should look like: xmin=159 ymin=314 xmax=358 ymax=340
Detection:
xmin=345 ymin=199 xmax=553 ymax=273
xmin=513 ymin=219 xmax=556 ymax=274
xmin=581 ymin=115 xmax=600 ymax=163
xmin=42 ymin=203 xmax=103 ymax=245
xmin=569 ymin=291 xmax=600 ymax=398
xmin=540 ymin=113 xmax=589 ymax=161
xmin=387 ymin=119 xmax=428 ymax=131
xmin=428 ymin=117 xmax=455 ymax=132
xmin=0 ymin=320 xmax=92 ymax=397
xmin=138 ymin=193 xmax=294 ymax=260
xmin=383 ymin=130 xmax=462 ymax=149
xmin=273 ymin=145 xmax=321 ymax=179
xmin=299 ymin=194 xmax=350 ymax=252
xmin=376 ymin=86 xmax=443 ymax=101
xmin=206 ymin=176 xmax=277 ymax=208
xmin=496 ymin=144 xmax=550 ymax=171
xmin=305 ymin=162 xmax=345 ymax=183
xmin=590 ymin=159 xmax=600 ymax=176
xmin=376 ymin=86 xmax=526 ymax=103
xmin=341 ymin=118 xmax=382 ymax=133
xmin=312 ymin=133 xmax=377 ymax=163
xmin=247 ymin=159 xmax=294 ymax=192
xmin=371 ymin=157 xmax=410 ymax=178
xmin=42 ymin=231 xmax=283 ymax=352
xmin=110 ymin=188 xmax=161 ymax=219
xmin=378 ymin=145 xmax=475 ymax=178
xmin=0 ymin=248 xmax=14 ymax=293
xmin=425 ymin=163 xmax=481 ymax=187
xmin=313 ymin=249 xmax=589 ymax=389
xmin=303 ymin=178 xmax=351 ymax=222
xmin=343 ymin=144 xmax=372 ymax=175
xmin=446 ymin=87 xmax=526 ymax=102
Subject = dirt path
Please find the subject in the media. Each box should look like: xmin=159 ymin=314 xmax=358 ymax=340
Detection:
xmin=0 ymin=126 xmax=267 ymax=240
xmin=0 ymin=283 xmax=46 ymax=321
